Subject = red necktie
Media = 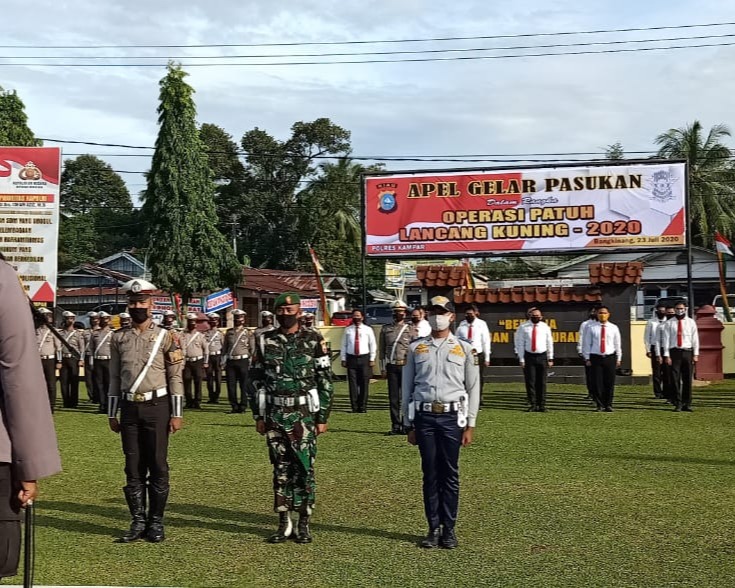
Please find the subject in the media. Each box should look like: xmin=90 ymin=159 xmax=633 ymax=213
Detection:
xmin=354 ymin=326 xmax=360 ymax=355
xmin=600 ymin=324 xmax=606 ymax=354
xmin=531 ymin=324 xmax=537 ymax=352
xmin=468 ymin=324 xmax=473 ymax=341
xmin=677 ymin=319 xmax=683 ymax=347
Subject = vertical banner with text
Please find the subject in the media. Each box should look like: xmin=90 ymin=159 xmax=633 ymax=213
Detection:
xmin=0 ymin=147 xmax=61 ymax=304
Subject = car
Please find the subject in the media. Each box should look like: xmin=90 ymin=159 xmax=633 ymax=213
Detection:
xmin=712 ymin=295 xmax=735 ymax=322
xmin=364 ymin=304 xmax=394 ymax=326
xmin=330 ymin=311 xmax=353 ymax=327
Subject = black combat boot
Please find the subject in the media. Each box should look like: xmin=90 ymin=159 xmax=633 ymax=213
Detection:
xmin=420 ymin=528 xmax=441 ymax=548
xmin=267 ymin=512 xmax=293 ymax=544
xmin=294 ymin=513 xmax=312 ymax=544
xmin=146 ymin=487 xmax=169 ymax=543
xmin=118 ymin=486 xmax=147 ymax=543
xmin=440 ymin=527 xmax=459 ymax=549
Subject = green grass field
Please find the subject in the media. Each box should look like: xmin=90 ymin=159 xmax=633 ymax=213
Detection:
xmin=28 ymin=380 xmax=735 ymax=587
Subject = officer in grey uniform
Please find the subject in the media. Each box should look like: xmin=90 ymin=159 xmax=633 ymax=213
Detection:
xmin=108 ymin=279 xmax=184 ymax=543
xmin=223 ymin=309 xmax=254 ymax=414
xmin=59 ymin=310 xmax=84 ymax=408
xmin=179 ymin=312 xmax=208 ymax=410
xmin=379 ymin=300 xmax=412 ymax=435
xmin=161 ymin=309 xmax=178 ymax=331
xmin=83 ymin=311 xmax=100 ymax=403
xmin=36 ymin=307 xmax=61 ymax=412
xmin=205 ymin=312 xmax=223 ymax=404
xmin=402 ymin=296 xmax=480 ymax=550
xmin=92 ymin=311 xmax=114 ymax=414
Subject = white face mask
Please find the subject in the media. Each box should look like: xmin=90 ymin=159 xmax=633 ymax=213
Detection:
xmin=428 ymin=314 xmax=452 ymax=331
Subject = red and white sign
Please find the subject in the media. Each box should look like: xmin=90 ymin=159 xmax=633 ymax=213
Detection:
xmin=0 ymin=147 xmax=62 ymax=303
xmin=364 ymin=162 xmax=687 ymax=257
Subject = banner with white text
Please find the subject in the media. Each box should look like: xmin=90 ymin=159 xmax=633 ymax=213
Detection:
xmin=0 ymin=147 xmax=62 ymax=304
xmin=364 ymin=161 xmax=687 ymax=257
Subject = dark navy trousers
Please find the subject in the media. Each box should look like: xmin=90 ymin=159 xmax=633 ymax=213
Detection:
xmin=415 ymin=412 xmax=463 ymax=531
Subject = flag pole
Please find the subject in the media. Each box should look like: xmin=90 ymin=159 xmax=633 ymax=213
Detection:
xmin=309 ymin=246 xmax=330 ymax=326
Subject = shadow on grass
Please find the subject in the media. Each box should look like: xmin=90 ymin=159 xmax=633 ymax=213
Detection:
xmin=37 ymin=499 xmax=417 ymax=544
xmin=598 ymin=454 xmax=735 ymax=467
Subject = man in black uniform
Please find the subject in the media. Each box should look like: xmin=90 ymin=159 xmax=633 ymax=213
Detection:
xmin=108 ymin=279 xmax=184 ymax=543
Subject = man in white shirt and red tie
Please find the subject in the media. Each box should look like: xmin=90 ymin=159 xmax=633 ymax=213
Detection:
xmin=644 ymin=302 xmax=668 ymax=399
xmin=582 ymin=306 xmax=622 ymax=412
xmin=455 ymin=304 xmax=491 ymax=403
xmin=661 ymin=301 xmax=699 ymax=412
xmin=514 ymin=307 xmax=554 ymax=412
xmin=340 ymin=309 xmax=377 ymax=413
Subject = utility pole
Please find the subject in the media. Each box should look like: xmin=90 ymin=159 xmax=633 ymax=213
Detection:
xmin=228 ymin=213 xmax=238 ymax=257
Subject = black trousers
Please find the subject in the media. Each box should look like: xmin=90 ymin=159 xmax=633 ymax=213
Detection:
xmin=590 ymin=354 xmax=617 ymax=408
xmin=60 ymin=356 xmax=80 ymax=408
xmin=661 ymin=361 xmax=675 ymax=401
xmin=415 ymin=412 xmax=463 ymax=531
xmin=650 ymin=346 xmax=664 ymax=398
xmin=670 ymin=348 xmax=694 ymax=408
xmin=183 ymin=359 xmax=204 ymax=407
xmin=226 ymin=358 xmax=249 ymax=412
xmin=386 ymin=363 xmax=403 ymax=429
xmin=94 ymin=359 xmax=110 ymax=413
xmin=0 ymin=464 xmax=21 ymax=578
xmin=346 ymin=354 xmax=371 ymax=412
xmin=84 ymin=355 xmax=97 ymax=402
xmin=584 ymin=364 xmax=596 ymax=399
xmin=523 ymin=352 xmax=548 ymax=409
xmin=206 ymin=354 xmax=222 ymax=402
xmin=120 ymin=399 xmax=170 ymax=493
xmin=476 ymin=352 xmax=486 ymax=405
xmin=41 ymin=357 xmax=57 ymax=412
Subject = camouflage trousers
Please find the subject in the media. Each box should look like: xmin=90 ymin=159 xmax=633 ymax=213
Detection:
xmin=266 ymin=421 xmax=317 ymax=514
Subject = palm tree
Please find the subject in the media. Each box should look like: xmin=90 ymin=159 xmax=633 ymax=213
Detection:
xmin=655 ymin=121 xmax=735 ymax=247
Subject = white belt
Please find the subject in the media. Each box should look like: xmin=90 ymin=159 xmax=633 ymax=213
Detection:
xmin=209 ymin=352 xmax=221 ymax=355
xmin=417 ymin=401 xmax=460 ymax=414
xmin=186 ymin=356 xmax=204 ymax=362
xmin=230 ymin=354 xmax=249 ymax=360
xmin=267 ymin=395 xmax=308 ymax=407
xmin=40 ymin=355 xmax=55 ymax=360
xmin=95 ymin=355 xmax=111 ymax=360
xmin=124 ymin=388 xmax=168 ymax=402
xmin=62 ymin=354 xmax=76 ymax=358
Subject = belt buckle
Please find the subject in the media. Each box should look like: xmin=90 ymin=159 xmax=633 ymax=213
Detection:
xmin=431 ymin=401 xmax=445 ymax=414
xmin=133 ymin=391 xmax=146 ymax=402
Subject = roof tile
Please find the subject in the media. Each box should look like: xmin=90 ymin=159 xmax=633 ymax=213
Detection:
xmin=588 ymin=262 xmax=643 ymax=285
xmin=416 ymin=265 xmax=469 ymax=288
xmin=453 ymin=286 xmax=602 ymax=305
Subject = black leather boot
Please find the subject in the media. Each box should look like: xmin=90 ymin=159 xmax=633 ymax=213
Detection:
xmin=440 ymin=527 xmax=459 ymax=549
xmin=420 ymin=528 xmax=441 ymax=548
xmin=294 ymin=513 xmax=312 ymax=544
xmin=146 ymin=487 xmax=169 ymax=543
xmin=267 ymin=512 xmax=293 ymax=544
xmin=118 ymin=486 xmax=147 ymax=543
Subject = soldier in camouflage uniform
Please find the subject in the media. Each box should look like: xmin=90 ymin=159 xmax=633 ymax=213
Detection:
xmin=249 ymin=292 xmax=333 ymax=544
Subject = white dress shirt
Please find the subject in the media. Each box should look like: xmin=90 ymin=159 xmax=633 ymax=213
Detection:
xmin=340 ymin=323 xmax=377 ymax=361
xmin=514 ymin=320 xmax=554 ymax=359
xmin=582 ymin=321 xmax=622 ymax=361
xmin=455 ymin=318 xmax=491 ymax=357
xmin=644 ymin=316 xmax=667 ymax=348
xmin=576 ymin=318 xmax=595 ymax=355
xmin=661 ymin=316 xmax=700 ymax=356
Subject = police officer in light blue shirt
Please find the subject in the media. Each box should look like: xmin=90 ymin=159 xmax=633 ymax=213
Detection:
xmin=402 ymin=296 xmax=480 ymax=550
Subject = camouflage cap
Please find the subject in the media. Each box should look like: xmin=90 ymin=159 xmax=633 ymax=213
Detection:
xmin=429 ymin=296 xmax=454 ymax=312
xmin=274 ymin=292 xmax=301 ymax=308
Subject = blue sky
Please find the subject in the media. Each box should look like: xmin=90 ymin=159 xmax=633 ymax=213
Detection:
xmin=1 ymin=0 xmax=734 ymax=197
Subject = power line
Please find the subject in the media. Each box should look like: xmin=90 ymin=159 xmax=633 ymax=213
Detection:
xmin=1 ymin=21 xmax=733 ymax=49
xmin=2 ymin=40 xmax=735 ymax=66
xmin=5 ymin=33 xmax=735 ymax=60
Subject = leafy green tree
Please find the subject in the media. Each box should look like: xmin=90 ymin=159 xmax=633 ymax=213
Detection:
xmin=0 ymin=87 xmax=40 ymax=146
xmin=142 ymin=64 xmax=240 ymax=304
xmin=58 ymin=214 xmax=98 ymax=269
xmin=61 ymin=154 xmax=132 ymax=214
xmin=605 ymin=142 xmax=624 ymax=160
xmin=655 ymin=121 xmax=735 ymax=246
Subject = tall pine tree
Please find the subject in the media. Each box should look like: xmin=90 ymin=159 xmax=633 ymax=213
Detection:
xmin=142 ymin=64 xmax=240 ymax=304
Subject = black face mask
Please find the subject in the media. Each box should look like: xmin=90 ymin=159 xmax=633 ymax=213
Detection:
xmin=530 ymin=317 xmax=541 ymax=323
xmin=656 ymin=311 xmax=665 ymax=319
xmin=129 ymin=308 xmax=149 ymax=324
xmin=352 ymin=318 xmax=363 ymax=325
xmin=279 ymin=314 xmax=299 ymax=329
xmin=394 ymin=314 xmax=405 ymax=323
xmin=465 ymin=315 xmax=475 ymax=323
xmin=234 ymin=319 xmax=245 ymax=327
xmin=667 ymin=314 xmax=675 ymax=320
xmin=411 ymin=317 xmax=420 ymax=324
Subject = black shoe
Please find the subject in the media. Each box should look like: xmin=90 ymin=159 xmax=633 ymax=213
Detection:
xmin=440 ymin=527 xmax=458 ymax=549
xmin=420 ymin=528 xmax=441 ymax=548
xmin=604 ymin=406 xmax=613 ymax=412
xmin=537 ymin=407 xmax=547 ymax=412
xmin=267 ymin=512 xmax=293 ymax=544
xmin=674 ymin=406 xmax=682 ymax=412
xmin=526 ymin=406 xmax=536 ymax=412
xmin=682 ymin=406 xmax=693 ymax=412
xmin=206 ymin=400 xmax=218 ymax=404
xmin=595 ymin=407 xmax=603 ymax=412
xmin=145 ymin=487 xmax=168 ymax=543
xmin=118 ymin=487 xmax=147 ymax=543
xmin=294 ymin=514 xmax=312 ymax=544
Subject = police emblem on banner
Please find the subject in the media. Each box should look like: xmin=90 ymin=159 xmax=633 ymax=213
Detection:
xmin=649 ymin=170 xmax=675 ymax=203
xmin=18 ymin=161 xmax=42 ymax=181
xmin=377 ymin=182 xmax=398 ymax=214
